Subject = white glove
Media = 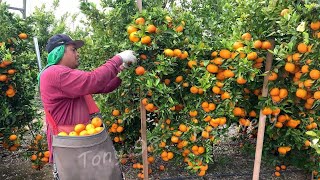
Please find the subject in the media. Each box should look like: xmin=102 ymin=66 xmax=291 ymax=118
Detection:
xmin=117 ymin=50 xmax=137 ymax=64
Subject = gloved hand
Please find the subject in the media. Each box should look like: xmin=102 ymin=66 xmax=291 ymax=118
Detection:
xmin=117 ymin=50 xmax=137 ymax=65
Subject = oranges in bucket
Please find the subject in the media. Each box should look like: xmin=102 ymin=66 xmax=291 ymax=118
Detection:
xmin=58 ymin=117 xmax=104 ymax=136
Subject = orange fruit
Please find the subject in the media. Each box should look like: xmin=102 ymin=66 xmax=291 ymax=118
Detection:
xmin=296 ymin=88 xmax=307 ymax=98
xmin=135 ymin=66 xmax=145 ymax=75
xmin=127 ymin=25 xmax=138 ymax=34
xmin=253 ymin=40 xmax=262 ymax=49
xmin=129 ymin=32 xmax=139 ymax=42
xmin=164 ymin=49 xmax=174 ymax=57
xmin=219 ymin=49 xmax=231 ymax=59
xmin=91 ymin=117 xmax=103 ymax=128
xmin=175 ymin=25 xmax=184 ymax=32
xmin=86 ymin=124 xmax=95 ymax=131
xmin=190 ymin=86 xmax=198 ymax=94
xmin=74 ymin=124 xmax=86 ymax=133
xmin=241 ymin=32 xmax=252 ymax=41
xmin=112 ymin=109 xmax=120 ymax=116
xmin=146 ymin=24 xmax=156 ymax=33
xmin=284 ymin=62 xmax=295 ymax=72
xmin=9 ymin=134 xmax=17 ymax=141
xmin=274 ymin=171 xmax=281 ymax=177
xmin=173 ymin=49 xmax=182 ymax=57
xmin=297 ymin=43 xmax=308 ymax=53
xmin=233 ymin=41 xmax=244 ymax=50
xmin=206 ymin=64 xmax=218 ymax=73
xmin=261 ymin=41 xmax=272 ymax=49
xmin=268 ymin=72 xmax=278 ymax=81
xmin=310 ymin=21 xmax=320 ymax=30
xmin=236 ymin=77 xmax=247 ymax=84
xmin=280 ymin=165 xmax=286 ymax=170
xmin=69 ymin=131 xmax=78 ymax=136
xmin=247 ymin=52 xmax=258 ymax=60
xmin=141 ymin=36 xmax=151 ymax=44
xmin=0 ymin=74 xmax=7 ymax=82
xmin=278 ymin=147 xmax=287 ymax=155
xmin=35 ymin=134 xmax=42 ymax=141
xmin=18 ymin=33 xmax=28 ymax=39
xmin=135 ymin=17 xmax=145 ymax=25
xmin=58 ymin=131 xmax=68 ymax=136
xmin=175 ymin=75 xmax=183 ymax=83
xmin=262 ymin=107 xmax=272 ymax=115
xmin=309 ymin=69 xmax=320 ymax=80
xmin=280 ymin=8 xmax=289 ymax=16
xmin=31 ymin=154 xmax=37 ymax=161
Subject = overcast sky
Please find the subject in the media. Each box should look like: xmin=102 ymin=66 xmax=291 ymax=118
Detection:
xmin=2 ymin=0 xmax=101 ymax=29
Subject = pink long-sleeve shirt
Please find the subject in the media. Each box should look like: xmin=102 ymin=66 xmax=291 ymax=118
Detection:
xmin=40 ymin=55 xmax=123 ymax=162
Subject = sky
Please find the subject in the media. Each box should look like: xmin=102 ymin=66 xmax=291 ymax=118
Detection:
xmin=2 ymin=0 xmax=101 ymax=28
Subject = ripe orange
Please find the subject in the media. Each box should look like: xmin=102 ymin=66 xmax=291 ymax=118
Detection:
xmin=69 ymin=131 xmax=78 ymax=136
xmin=236 ymin=77 xmax=247 ymax=84
xmin=253 ymin=40 xmax=262 ymax=49
xmin=164 ymin=49 xmax=174 ymax=57
xmin=232 ymin=41 xmax=244 ymax=50
xmin=297 ymin=43 xmax=308 ymax=53
xmin=314 ymin=91 xmax=320 ymax=99
xmin=146 ymin=24 xmax=156 ymax=33
xmin=0 ymin=74 xmax=7 ymax=82
xmin=9 ymin=134 xmax=17 ymax=141
xmin=241 ymin=32 xmax=252 ymax=41
xmin=284 ymin=62 xmax=295 ymax=72
xmin=127 ymin=25 xmax=138 ymax=34
xmin=278 ymin=147 xmax=287 ymax=155
xmin=74 ymin=124 xmax=86 ymax=133
xmin=18 ymin=33 xmax=28 ymax=39
xmin=280 ymin=8 xmax=289 ymax=16
xmin=261 ymin=41 xmax=272 ymax=49
xmin=129 ymin=32 xmax=139 ymax=42
xmin=179 ymin=124 xmax=188 ymax=132
xmin=310 ymin=21 xmax=320 ymax=30
xmin=175 ymin=25 xmax=184 ymax=32
xmin=268 ymin=72 xmax=278 ymax=81
xmin=175 ymin=75 xmax=183 ymax=83
xmin=274 ymin=171 xmax=281 ymax=177
xmin=296 ymin=88 xmax=307 ymax=98
xmin=31 ymin=154 xmax=37 ymax=161
xmin=7 ymin=69 xmax=16 ymax=75
xmin=35 ymin=134 xmax=42 ymax=141
xmin=135 ymin=66 xmax=145 ymax=75
xmin=190 ymin=86 xmax=198 ymax=94
xmin=141 ymin=36 xmax=151 ymax=44
xmin=91 ymin=117 xmax=103 ymax=128
xmin=309 ymin=69 xmax=320 ymax=80
xmin=44 ymin=151 xmax=51 ymax=158
xmin=262 ymin=107 xmax=272 ymax=115
xmin=247 ymin=52 xmax=258 ymax=60
xmin=219 ymin=49 xmax=231 ymax=59
xmin=58 ymin=131 xmax=68 ymax=136
xmin=206 ymin=64 xmax=218 ymax=73
xmin=112 ymin=109 xmax=120 ymax=116
xmin=173 ymin=49 xmax=182 ymax=57
xmin=187 ymin=60 xmax=197 ymax=68
xmin=135 ymin=17 xmax=145 ymax=25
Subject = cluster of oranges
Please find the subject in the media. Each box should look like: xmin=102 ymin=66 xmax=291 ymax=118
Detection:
xmin=1 ymin=133 xmax=20 ymax=151
xmin=29 ymin=134 xmax=50 ymax=170
xmin=274 ymin=164 xmax=287 ymax=177
xmin=57 ymin=117 xmax=103 ymax=136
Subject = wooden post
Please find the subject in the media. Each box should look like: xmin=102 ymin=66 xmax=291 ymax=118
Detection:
xmin=252 ymin=39 xmax=275 ymax=180
xmin=137 ymin=0 xmax=142 ymax=12
xmin=140 ymin=100 xmax=148 ymax=179
xmin=136 ymin=1 xmax=147 ymax=179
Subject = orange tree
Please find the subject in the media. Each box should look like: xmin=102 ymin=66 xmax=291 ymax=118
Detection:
xmin=0 ymin=2 xmax=70 ymax=169
xmin=0 ymin=3 xmax=41 ymax=150
xmin=75 ymin=0 xmax=319 ymax=177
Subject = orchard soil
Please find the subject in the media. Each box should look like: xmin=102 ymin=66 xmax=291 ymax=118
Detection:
xmin=0 ymin=134 xmax=310 ymax=180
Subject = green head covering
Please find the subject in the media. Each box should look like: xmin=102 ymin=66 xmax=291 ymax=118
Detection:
xmin=37 ymin=45 xmax=65 ymax=86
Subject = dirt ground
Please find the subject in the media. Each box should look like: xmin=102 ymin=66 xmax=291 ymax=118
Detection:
xmin=0 ymin=141 xmax=311 ymax=180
